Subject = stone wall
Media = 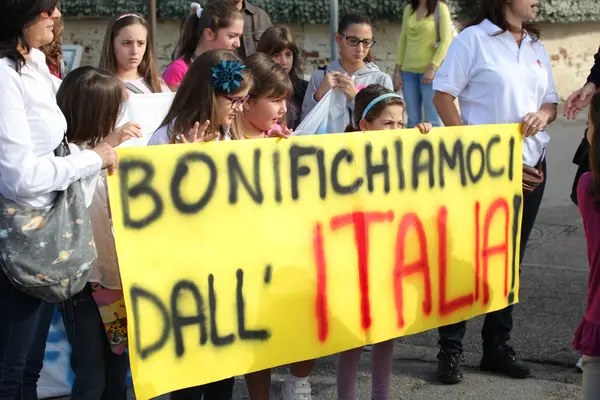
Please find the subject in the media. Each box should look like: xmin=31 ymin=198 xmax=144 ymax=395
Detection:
xmin=63 ymin=18 xmax=600 ymax=101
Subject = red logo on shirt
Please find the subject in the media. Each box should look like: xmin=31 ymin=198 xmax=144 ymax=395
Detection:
xmin=536 ymin=59 xmax=543 ymax=68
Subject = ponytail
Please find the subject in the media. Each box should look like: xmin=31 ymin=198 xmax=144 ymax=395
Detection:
xmin=178 ymin=0 xmax=242 ymax=64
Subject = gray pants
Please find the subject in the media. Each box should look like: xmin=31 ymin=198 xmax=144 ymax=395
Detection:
xmin=582 ymin=356 xmax=600 ymax=400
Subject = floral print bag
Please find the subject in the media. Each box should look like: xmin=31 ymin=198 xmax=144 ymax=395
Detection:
xmin=0 ymin=139 xmax=97 ymax=303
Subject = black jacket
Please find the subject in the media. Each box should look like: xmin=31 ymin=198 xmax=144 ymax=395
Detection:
xmin=588 ymin=47 xmax=600 ymax=88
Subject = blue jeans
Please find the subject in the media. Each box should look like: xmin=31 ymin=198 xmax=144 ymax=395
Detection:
xmin=401 ymin=71 xmax=442 ymax=128
xmin=0 ymin=271 xmax=54 ymax=400
xmin=60 ymin=284 xmax=128 ymax=400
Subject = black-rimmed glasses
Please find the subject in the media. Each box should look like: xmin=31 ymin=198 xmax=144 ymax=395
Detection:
xmin=342 ymin=35 xmax=376 ymax=48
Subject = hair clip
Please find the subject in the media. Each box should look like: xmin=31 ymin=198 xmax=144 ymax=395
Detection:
xmin=191 ymin=2 xmax=203 ymax=18
xmin=211 ymin=60 xmax=246 ymax=93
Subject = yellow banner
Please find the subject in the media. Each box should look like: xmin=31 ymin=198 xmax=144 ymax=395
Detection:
xmin=108 ymin=124 xmax=523 ymax=399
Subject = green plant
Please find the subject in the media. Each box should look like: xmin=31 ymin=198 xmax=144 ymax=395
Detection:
xmin=60 ymin=0 xmax=600 ymax=23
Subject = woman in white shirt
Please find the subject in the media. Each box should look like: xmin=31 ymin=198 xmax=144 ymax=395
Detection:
xmin=432 ymin=0 xmax=557 ymax=386
xmin=0 ymin=2 xmax=117 ymax=398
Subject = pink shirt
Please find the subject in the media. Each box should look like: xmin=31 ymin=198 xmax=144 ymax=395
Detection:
xmin=162 ymin=57 xmax=189 ymax=88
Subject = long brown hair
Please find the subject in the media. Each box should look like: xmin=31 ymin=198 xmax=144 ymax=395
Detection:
xmin=56 ymin=66 xmax=124 ymax=146
xmin=256 ymin=26 xmax=302 ymax=84
xmin=98 ymin=14 xmax=164 ymax=93
xmin=245 ymin=52 xmax=293 ymax=100
xmin=467 ymin=0 xmax=540 ymax=42
xmin=345 ymin=84 xmax=406 ymax=132
xmin=588 ymin=92 xmax=600 ymax=206
xmin=40 ymin=17 xmax=63 ymax=77
xmin=177 ymin=0 xmax=242 ymax=65
xmin=158 ymin=49 xmax=253 ymax=143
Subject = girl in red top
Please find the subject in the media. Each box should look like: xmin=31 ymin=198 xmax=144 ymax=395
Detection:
xmin=575 ymin=90 xmax=600 ymax=399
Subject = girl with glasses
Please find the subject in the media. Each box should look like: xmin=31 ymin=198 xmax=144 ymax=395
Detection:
xmin=148 ymin=51 xmax=252 ymax=400
xmin=148 ymin=49 xmax=253 ymax=147
xmin=302 ymin=12 xmax=394 ymax=135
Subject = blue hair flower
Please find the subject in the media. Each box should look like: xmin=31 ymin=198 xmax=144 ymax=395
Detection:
xmin=211 ymin=60 xmax=246 ymax=93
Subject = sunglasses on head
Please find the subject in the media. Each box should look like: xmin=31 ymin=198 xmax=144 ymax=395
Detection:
xmin=42 ymin=2 xmax=58 ymax=17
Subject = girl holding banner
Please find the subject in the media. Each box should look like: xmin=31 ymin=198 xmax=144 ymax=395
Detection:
xmin=148 ymin=50 xmax=253 ymax=397
xmin=99 ymin=13 xmax=170 ymax=95
xmin=432 ymin=0 xmax=558 ymax=385
xmin=149 ymin=49 xmax=253 ymax=146
xmin=240 ymin=53 xmax=293 ymax=139
xmin=163 ymin=1 xmax=244 ymax=91
xmin=338 ymin=84 xmax=430 ymax=400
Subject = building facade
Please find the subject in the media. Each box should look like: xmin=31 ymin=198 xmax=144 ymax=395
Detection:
xmin=61 ymin=0 xmax=600 ymax=100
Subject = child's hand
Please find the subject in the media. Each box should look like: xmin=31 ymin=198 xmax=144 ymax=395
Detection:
xmin=178 ymin=121 xmax=219 ymax=143
xmin=104 ymin=122 xmax=143 ymax=147
xmin=335 ymin=74 xmax=358 ymax=100
xmin=415 ymin=122 xmax=433 ymax=134
xmin=267 ymin=126 xmax=292 ymax=139
xmin=315 ymin=72 xmax=340 ymax=102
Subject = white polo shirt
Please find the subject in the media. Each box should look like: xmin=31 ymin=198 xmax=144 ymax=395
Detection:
xmin=433 ymin=19 xmax=559 ymax=166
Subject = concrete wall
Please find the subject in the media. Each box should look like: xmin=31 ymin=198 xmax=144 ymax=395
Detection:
xmin=63 ymin=18 xmax=600 ymax=100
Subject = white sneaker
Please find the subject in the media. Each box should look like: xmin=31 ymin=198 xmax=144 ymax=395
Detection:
xmin=576 ymin=357 xmax=583 ymax=372
xmin=281 ymin=378 xmax=312 ymax=400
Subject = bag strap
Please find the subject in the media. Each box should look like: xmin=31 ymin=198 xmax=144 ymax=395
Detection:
xmin=434 ymin=1 xmax=441 ymax=45
xmin=124 ymin=82 xmax=145 ymax=95
xmin=54 ymin=136 xmax=72 ymax=157
xmin=141 ymin=79 xmax=153 ymax=92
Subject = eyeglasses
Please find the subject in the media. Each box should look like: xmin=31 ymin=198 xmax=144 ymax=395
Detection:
xmin=342 ymin=35 xmax=376 ymax=49
xmin=224 ymin=94 xmax=250 ymax=109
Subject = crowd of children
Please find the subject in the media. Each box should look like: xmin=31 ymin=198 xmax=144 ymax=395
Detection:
xmin=43 ymin=6 xmax=430 ymax=400
xmin=3 ymin=0 xmax=599 ymax=399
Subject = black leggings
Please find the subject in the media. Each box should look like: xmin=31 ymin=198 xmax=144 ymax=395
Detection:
xmin=438 ymin=159 xmax=547 ymax=354
xmin=170 ymin=378 xmax=235 ymax=400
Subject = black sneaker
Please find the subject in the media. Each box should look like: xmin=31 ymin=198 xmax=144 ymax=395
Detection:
xmin=437 ymin=349 xmax=464 ymax=384
xmin=480 ymin=347 xmax=531 ymax=379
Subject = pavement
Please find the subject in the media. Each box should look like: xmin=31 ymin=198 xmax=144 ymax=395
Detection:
xmin=56 ymin=106 xmax=589 ymax=400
